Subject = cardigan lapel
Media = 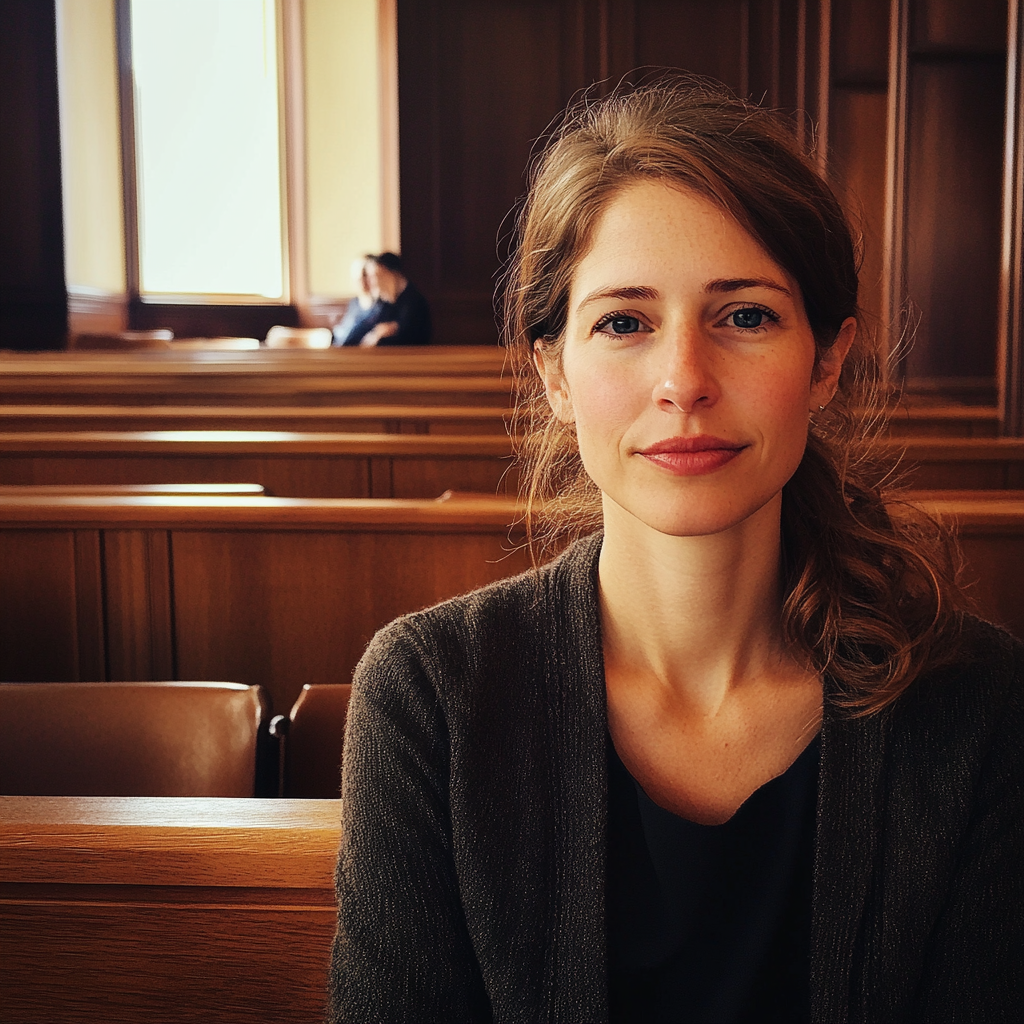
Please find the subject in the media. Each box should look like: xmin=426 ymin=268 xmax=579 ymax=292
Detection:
xmin=811 ymin=690 xmax=889 ymax=1023
xmin=543 ymin=534 xmax=610 ymax=1023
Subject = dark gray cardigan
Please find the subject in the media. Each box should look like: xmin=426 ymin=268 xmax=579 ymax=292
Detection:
xmin=329 ymin=533 xmax=1023 ymax=1023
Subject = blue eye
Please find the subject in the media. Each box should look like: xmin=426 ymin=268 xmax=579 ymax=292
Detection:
xmin=731 ymin=308 xmax=765 ymax=329
xmin=604 ymin=315 xmax=642 ymax=334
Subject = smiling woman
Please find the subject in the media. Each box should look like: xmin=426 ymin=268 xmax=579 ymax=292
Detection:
xmin=329 ymin=78 xmax=1022 ymax=1024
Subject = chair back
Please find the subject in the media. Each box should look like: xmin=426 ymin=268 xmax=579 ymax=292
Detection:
xmin=0 ymin=681 xmax=267 ymax=796
xmin=264 ymin=326 xmax=333 ymax=349
xmin=274 ymin=684 xmax=351 ymax=798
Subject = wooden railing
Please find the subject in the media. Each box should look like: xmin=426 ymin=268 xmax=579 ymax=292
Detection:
xmin=0 ymin=431 xmax=517 ymax=498
xmin=0 ymin=795 xmax=340 ymax=1023
xmin=0 ymin=493 xmax=528 ymax=713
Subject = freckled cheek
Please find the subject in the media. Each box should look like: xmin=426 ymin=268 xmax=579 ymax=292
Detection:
xmin=744 ymin=361 xmax=814 ymax=449
xmin=564 ymin=362 xmax=642 ymax=469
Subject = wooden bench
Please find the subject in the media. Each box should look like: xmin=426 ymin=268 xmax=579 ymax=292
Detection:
xmin=0 ymin=482 xmax=265 ymax=496
xmin=0 ymin=795 xmax=339 ymax=1023
xmin=887 ymin=438 xmax=1024 ymax=488
xmin=0 ymin=348 xmax=512 ymax=407
xmin=0 ymin=493 xmax=528 ymax=713
xmin=884 ymin=404 xmax=998 ymax=438
xmin=0 ymin=403 xmax=511 ymax=435
xmin=0 ymin=431 xmax=517 ymax=498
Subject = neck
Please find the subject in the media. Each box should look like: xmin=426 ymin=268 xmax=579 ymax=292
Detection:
xmin=598 ymin=492 xmax=792 ymax=716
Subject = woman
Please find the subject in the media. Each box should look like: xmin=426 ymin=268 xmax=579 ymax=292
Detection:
xmin=329 ymin=79 xmax=1022 ymax=1022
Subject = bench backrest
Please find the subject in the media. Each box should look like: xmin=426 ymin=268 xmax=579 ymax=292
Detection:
xmin=0 ymin=681 xmax=268 ymax=796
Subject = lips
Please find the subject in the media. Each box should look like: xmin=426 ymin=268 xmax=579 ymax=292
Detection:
xmin=636 ymin=435 xmax=748 ymax=475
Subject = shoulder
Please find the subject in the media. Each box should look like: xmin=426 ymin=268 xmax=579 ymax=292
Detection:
xmin=889 ymin=615 xmax=1024 ymax=777
xmin=352 ymin=533 xmax=602 ymax=711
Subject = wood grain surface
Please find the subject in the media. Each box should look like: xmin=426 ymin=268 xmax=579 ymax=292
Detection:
xmin=0 ymin=431 xmax=516 ymax=498
xmin=0 ymin=796 xmax=340 ymax=1023
xmin=0 ymin=402 xmax=512 ymax=434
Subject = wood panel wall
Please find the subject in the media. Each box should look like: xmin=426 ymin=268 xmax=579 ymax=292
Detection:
xmin=397 ymin=0 xmax=824 ymax=347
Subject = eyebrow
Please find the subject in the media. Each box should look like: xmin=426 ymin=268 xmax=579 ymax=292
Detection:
xmin=704 ymin=277 xmax=792 ymax=297
xmin=575 ymin=285 xmax=659 ymax=313
xmin=575 ymin=277 xmax=792 ymax=314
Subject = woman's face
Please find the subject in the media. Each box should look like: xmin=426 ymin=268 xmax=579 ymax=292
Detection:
xmin=537 ymin=180 xmax=852 ymax=538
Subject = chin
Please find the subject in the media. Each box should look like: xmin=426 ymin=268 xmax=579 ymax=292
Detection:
xmin=606 ymin=486 xmax=785 ymax=539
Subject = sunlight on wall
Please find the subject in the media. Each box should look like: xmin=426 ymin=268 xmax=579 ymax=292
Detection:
xmin=304 ymin=0 xmax=383 ymax=297
xmin=55 ymin=0 xmax=126 ymax=295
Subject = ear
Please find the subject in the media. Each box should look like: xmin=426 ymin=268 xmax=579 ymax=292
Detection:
xmin=810 ymin=316 xmax=856 ymax=411
xmin=533 ymin=342 xmax=575 ymax=423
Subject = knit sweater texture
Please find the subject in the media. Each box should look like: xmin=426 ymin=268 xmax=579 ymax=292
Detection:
xmin=329 ymin=533 xmax=1024 ymax=1023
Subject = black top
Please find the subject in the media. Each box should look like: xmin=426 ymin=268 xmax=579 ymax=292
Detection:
xmin=608 ymin=735 xmax=819 ymax=1024
xmin=379 ymin=281 xmax=431 ymax=346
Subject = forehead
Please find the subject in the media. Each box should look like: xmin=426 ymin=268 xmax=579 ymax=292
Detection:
xmin=570 ymin=181 xmax=793 ymax=300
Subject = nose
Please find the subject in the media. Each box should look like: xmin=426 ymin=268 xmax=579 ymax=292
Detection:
xmin=651 ymin=322 xmax=720 ymax=413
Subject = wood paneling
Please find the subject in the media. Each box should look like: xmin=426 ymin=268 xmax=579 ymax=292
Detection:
xmin=171 ymin=527 xmax=526 ymax=711
xmin=0 ymin=531 xmax=80 ymax=682
xmin=829 ymin=0 xmax=890 ymax=326
xmin=398 ymin=0 xmax=823 ymax=346
xmin=0 ymin=495 xmax=529 ymax=712
xmin=0 ymin=796 xmax=339 ymax=1024
xmin=103 ymin=529 xmax=174 ymax=680
xmin=905 ymin=53 xmax=1005 ymax=379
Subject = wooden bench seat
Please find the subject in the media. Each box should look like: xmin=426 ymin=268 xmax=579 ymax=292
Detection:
xmin=0 ymin=402 xmax=511 ymax=434
xmin=887 ymin=438 xmax=1024 ymax=488
xmin=0 ymin=482 xmax=265 ymax=496
xmin=0 ymin=795 xmax=339 ymax=1023
xmin=0 ymin=493 xmax=527 ymax=712
xmin=0 ymin=430 xmax=516 ymax=498
xmin=0 ymin=348 xmax=512 ymax=407
xmin=884 ymin=404 xmax=998 ymax=437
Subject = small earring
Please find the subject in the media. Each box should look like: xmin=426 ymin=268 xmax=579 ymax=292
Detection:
xmin=818 ymin=405 xmax=826 ymax=411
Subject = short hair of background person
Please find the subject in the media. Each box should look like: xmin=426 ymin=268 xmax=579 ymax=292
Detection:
xmin=500 ymin=74 xmax=967 ymax=716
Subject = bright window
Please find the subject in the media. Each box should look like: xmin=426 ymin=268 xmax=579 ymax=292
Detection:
xmin=130 ymin=0 xmax=285 ymax=299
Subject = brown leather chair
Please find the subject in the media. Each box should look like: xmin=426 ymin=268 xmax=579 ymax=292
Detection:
xmin=0 ymin=681 xmax=268 ymax=796
xmin=269 ymin=683 xmax=351 ymax=798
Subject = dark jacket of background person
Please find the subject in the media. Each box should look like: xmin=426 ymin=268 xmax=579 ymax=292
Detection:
xmin=334 ymin=283 xmax=432 ymax=347
xmin=378 ymin=280 xmax=431 ymax=346
xmin=329 ymin=533 xmax=1023 ymax=1023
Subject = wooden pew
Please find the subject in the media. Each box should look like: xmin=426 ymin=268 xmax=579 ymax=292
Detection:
xmin=0 ymin=431 xmax=516 ymax=498
xmin=911 ymin=491 xmax=1024 ymax=640
xmin=0 ymin=795 xmax=339 ymax=1023
xmin=887 ymin=438 xmax=1024 ymax=488
xmin=0 ymin=403 xmax=511 ymax=435
xmin=0 ymin=493 xmax=528 ymax=713
xmin=0 ymin=482 xmax=265 ymax=496
xmin=0 ymin=348 xmax=512 ymax=407
xmin=884 ymin=404 xmax=998 ymax=438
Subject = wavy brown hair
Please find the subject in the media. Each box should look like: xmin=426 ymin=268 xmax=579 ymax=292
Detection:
xmin=499 ymin=76 xmax=968 ymax=716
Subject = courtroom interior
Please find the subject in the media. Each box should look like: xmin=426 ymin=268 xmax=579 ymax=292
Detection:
xmin=1 ymin=1 xmax=1021 ymax=1021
